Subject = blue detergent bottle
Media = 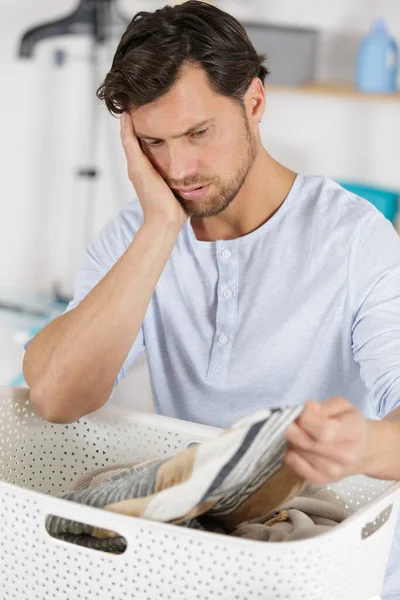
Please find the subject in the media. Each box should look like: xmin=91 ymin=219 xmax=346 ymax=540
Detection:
xmin=356 ymin=18 xmax=398 ymax=93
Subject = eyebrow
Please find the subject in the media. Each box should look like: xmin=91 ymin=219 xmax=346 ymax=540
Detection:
xmin=136 ymin=118 xmax=215 ymax=141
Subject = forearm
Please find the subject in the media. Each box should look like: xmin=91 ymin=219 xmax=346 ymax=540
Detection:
xmin=23 ymin=222 xmax=180 ymax=422
xmin=362 ymin=407 xmax=400 ymax=480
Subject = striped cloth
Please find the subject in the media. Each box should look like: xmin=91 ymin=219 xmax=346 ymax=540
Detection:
xmin=46 ymin=406 xmax=306 ymax=552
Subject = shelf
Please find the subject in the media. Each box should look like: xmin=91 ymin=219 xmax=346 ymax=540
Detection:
xmin=266 ymin=81 xmax=400 ymax=102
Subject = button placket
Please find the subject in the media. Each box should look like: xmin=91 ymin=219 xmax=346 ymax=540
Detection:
xmin=207 ymin=240 xmax=238 ymax=380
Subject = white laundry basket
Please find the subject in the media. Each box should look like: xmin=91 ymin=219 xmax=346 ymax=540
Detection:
xmin=1 ymin=386 xmax=400 ymax=600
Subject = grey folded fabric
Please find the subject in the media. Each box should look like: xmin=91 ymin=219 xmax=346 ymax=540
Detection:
xmin=230 ymin=483 xmax=349 ymax=542
xmin=69 ymin=460 xmax=157 ymax=492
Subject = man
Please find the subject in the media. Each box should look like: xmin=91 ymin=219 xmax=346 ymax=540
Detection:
xmin=23 ymin=2 xmax=400 ymax=597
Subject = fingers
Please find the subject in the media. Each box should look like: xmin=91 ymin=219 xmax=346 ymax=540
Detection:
xmin=303 ymin=397 xmax=352 ymax=418
xmin=290 ymin=398 xmax=357 ymax=444
xmin=120 ymin=111 xmax=136 ymax=148
xmin=318 ymin=396 xmax=353 ymax=417
xmin=120 ymin=111 xmax=144 ymax=163
xmin=283 ymin=397 xmax=368 ymax=484
xmin=285 ymin=422 xmax=357 ymax=466
xmin=120 ymin=111 xmax=153 ymax=184
xmin=295 ymin=401 xmax=340 ymax=443
xmin=284 ymin=448 xmax=344 ymax=485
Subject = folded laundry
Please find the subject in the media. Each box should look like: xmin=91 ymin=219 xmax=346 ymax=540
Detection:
xmin=229 ymin=482 xmax=349 ymax=541
xmin=45 ymin=406 xmax=347 ymax=552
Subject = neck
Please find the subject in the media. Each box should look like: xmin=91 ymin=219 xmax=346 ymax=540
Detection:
xmin=190 ymin=149 xmax=297 ymax=242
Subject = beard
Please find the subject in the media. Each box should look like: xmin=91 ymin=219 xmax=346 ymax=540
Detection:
xmin=171 ymin=117 xmax=257 ymax=219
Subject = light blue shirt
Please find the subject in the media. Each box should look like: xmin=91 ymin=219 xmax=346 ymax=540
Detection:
xmin=45 ymin=174 xmax=400 ymax=597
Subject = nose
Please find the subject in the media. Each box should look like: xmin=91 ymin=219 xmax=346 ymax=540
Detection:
xmin=165 ymin=142 xmax=198 ymax=184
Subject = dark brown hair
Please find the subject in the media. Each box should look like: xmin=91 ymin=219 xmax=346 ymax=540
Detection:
xmin=96 ymin=0 xmax=269 ymax=115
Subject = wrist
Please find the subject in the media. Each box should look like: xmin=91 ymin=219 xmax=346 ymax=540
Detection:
xmin=362 ymin=418 xmax=400 ymax=480
xmin=141 ymin=219 xmax=184 ymax=238
xmin=361 ymin=419 xmax=383 ymax=477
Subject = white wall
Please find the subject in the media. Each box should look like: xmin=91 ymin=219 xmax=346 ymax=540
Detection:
xmin=1 ymin=0 xmax=400 ymax=294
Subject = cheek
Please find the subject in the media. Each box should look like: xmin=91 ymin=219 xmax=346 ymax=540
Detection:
xmin=217 ymin=126 xmax=243 ymax=160
xmin=204 ymin=140 xmax=239 ymax=175
xmin=201 ymin=130 xmax=238 ymax=169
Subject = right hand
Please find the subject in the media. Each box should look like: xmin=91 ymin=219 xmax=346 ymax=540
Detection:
xmin=120 ymin=111 xmax=188 ymax=229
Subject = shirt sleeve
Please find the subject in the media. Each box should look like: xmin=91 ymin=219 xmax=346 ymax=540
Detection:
xmin=25 ymin=203 xmax=145 ymax=388
xmin=349 ymin=210 xmax=400 ymax=418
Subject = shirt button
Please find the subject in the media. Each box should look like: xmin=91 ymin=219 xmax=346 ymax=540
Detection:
xmin=221 ymin=249 xmax=231 ymax=259
xmin=223 ymin=289 xmax=233 ymax=299
xmin=218 ymin=334 xmax=228 ymax=345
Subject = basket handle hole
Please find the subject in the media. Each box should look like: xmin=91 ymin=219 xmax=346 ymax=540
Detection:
xmin=44 ymin=513 xmax=128 ymax=555
xmin=184 ymin=441 xmax=201 ymax=449
xmin=361 ymin=502 xmax=393 ymax=540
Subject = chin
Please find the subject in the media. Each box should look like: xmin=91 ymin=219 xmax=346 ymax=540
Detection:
xmin=178 ymin=189 xmax=234 ymax=219
xmin=188 ymin=203 xmax=230 ymax=219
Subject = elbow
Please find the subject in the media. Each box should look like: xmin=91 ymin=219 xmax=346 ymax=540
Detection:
xmin=23 ymin=348 xmax=90 ymax=424
xmin=24 ymin=353 xmax=82 ymax=423
xmin=28 ymin=386 xmax=78 ymax=424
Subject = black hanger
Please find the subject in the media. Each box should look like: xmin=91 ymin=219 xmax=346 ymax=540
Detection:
xmin=19 ymin=0 xmax=129 ymax=58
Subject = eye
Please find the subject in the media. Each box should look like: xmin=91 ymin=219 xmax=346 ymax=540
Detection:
xmin=192 ymin=128 xmax=208 ymax=137
xmin=147 ymin=140 xmax=163 ymax=147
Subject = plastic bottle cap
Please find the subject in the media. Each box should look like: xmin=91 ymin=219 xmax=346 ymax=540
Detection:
xmin=372 ymin=18 xmax=387 ymax=33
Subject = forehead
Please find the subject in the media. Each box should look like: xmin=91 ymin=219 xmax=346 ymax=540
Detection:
xmin=132 ymin=64 xmax=233 ymax=139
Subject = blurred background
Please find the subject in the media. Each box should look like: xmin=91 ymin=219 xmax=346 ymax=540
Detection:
xmin=1 ymin=0 xmax=399 ymax=409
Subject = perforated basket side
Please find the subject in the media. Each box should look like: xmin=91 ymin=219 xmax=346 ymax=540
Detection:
xmin=1 ymin=387 xmax=400 ymax=600
xmin=0 ymin=387 xmax=218 ymax=494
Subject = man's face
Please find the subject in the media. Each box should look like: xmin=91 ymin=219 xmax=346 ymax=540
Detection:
xmin=132 ymin=64 xmax=258 ymax=218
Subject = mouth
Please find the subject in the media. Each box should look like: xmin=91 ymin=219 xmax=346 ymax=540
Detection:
xmin=173 ymin=184 xmax=211 ymax=201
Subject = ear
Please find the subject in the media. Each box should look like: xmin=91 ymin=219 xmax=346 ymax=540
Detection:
xmin=243 ymin=77 xmax=265 ymax=128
